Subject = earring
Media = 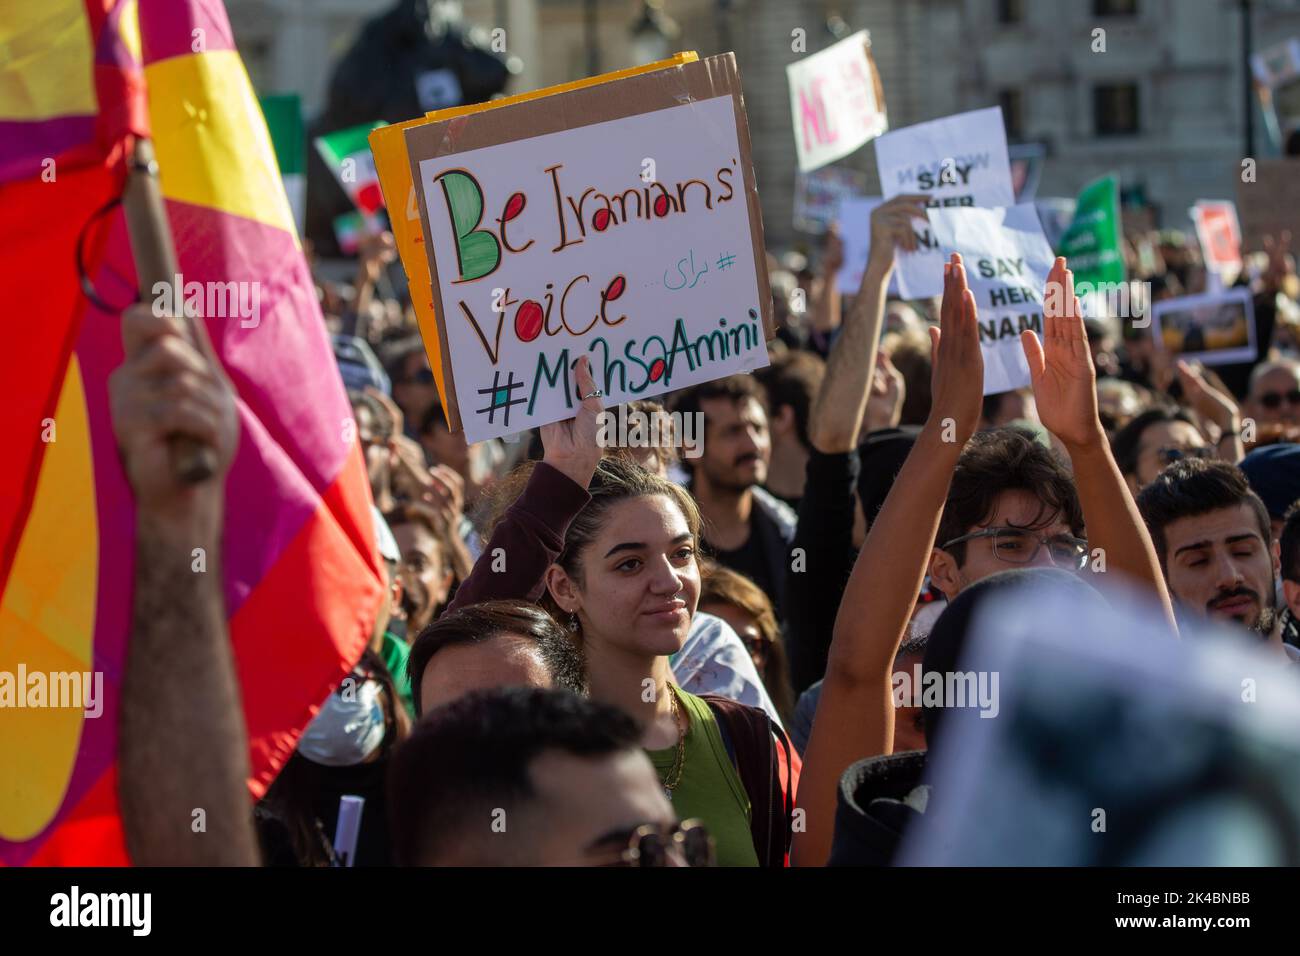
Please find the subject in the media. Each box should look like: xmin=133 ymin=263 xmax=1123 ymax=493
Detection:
xmin=568 ymin=611 xmax=579 ymax=633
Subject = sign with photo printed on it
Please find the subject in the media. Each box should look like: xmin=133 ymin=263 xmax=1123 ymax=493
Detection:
xmin=1151 ymin=287 xmax=1257 ymax=368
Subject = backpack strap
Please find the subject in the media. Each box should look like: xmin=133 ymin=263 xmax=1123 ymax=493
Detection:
xmin=702 ymin=695 xmax=795 ymax=867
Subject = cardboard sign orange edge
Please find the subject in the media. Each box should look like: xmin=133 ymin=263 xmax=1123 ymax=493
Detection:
xmin=369 ymin=53 xmax=700 ymax=428
xmin=370 ymin=117 xmax=450 ymax=413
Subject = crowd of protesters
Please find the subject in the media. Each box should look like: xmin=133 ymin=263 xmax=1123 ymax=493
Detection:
xmin=110 ymin=182 xmax=1300 ymax=865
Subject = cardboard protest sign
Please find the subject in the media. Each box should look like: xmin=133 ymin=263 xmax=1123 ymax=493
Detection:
xmin=404 ymin=53 xmax=772 ymax=442
xmin=1189 ymin=201 xmax=1243 ymax=284
xmin=370 ymin=54 xmax=703 ymax=423
xmin=926 ymin=205 xmax=1055 ymax=395
xmin=1151 ymin=288 xmax=1256 ymax=367
xmin=1237 ymin=158 xmax=1300 ymax=251
xmin=834 ymin=197 xmax=899 ymax=296
xmin=794 ymin=166 xmax=866 ymax=235
xmin=316 ymin=121 xmax=387 ymax=215
xmin=786 ymin=30 xmax=888 ymax=173
xmin=874 ymin=107 xmax=1016 ymax=299
xmin=1055 ymin=174 xmax=1123 ymax=288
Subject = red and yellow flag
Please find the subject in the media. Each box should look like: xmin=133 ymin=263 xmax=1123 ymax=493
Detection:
xmin=0 ymin=0 xmax=382 ymax=865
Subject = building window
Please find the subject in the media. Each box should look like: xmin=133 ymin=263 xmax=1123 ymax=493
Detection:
xmin=1094 ymin=0 xmax=1137 ymax=16
xmin=1094 ymin=83 xmax=1139 ymax=136
xmin=998 ymin=89 xmax=1024 ymax=140
xmin=997 ymin=0 xmax=1024 ymax=24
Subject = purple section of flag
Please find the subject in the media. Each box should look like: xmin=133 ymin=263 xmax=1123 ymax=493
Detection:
xmin=0 ymin=116 xmax=96 ymax=183
xmin=166 ymin=200 xmax=352 ymax=494
xmin=137 ymin=0 xmax=236 ymax=65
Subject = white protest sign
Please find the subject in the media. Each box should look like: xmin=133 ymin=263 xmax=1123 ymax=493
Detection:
xmin=835 ymin=197 xmax=899 ymax=296
xmin=787 ymin=30 xmax=888 ymax=173
xmin=414 ymin=93 xmax=769 ymax=443
xmin=926 ymin=204 xmax=1055 ymax=395
xmin=874 ymin=107 xmax=1016 ymax=299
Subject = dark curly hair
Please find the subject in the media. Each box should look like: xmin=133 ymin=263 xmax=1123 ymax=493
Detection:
xmin=1136 ymin=458 xmax=1270 ymax=571
xmin=936 ymin=427 xmax=1084 ymax=565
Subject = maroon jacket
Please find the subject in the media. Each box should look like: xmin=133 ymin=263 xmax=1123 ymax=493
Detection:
xmin=447 ymin=462 xmax=591 ymax=612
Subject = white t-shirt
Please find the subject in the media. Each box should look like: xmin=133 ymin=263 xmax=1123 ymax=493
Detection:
xmin=670 ymin=612 xmax=784 ymax=728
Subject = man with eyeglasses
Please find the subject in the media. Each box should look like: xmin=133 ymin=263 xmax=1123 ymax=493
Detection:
xmin=389 ymin=687 xmax=715 ymax=866
xmin=1245 ymin=359 xmax=1300 ymax=431
xmin=791 ymin=256 xmax=1177 ymax=866
xmin=929 ymin=427 xmax=1090 ymax=604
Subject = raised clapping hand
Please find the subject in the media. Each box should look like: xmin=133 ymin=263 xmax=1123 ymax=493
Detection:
xmin=927 ymin=253 xmax=984 ymax=444
xmin=1021 ymin=257 xmax=1104 ymax=450
xmin=540 ymin=355 xmax=604 ymax=489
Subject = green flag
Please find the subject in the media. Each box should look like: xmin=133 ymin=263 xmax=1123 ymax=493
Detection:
xmin=315 ymin=121 xmax=388 ymax=216
xmin=258 ymin=94 xmax=306 ymax=234
xmin=1056 ymin=174 xmax=1124 ymax=288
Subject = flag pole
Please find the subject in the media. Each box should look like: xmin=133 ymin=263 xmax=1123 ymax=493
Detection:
xmin=121 ymin=137 xmax=218 ymax=483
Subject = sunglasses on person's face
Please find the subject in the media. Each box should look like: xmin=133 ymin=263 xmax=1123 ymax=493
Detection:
xmin=399 ymin=368 xmax=435 ymax=386
xmin=599 ymin=819 xmax=715 ymax=868
xmin=1155 ymin=445 xmax=1213 ymax=466
xmin=942 ymin=527 xmax=1089 ymax=570
xmin=1257 ymin=390 xmax=1300 ymax=410
xmin=739 ymin=632 xmax=771 ymax=659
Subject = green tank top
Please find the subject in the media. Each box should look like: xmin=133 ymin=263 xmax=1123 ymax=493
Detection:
xmin=646 ymin=686 xmax=759 ymax=867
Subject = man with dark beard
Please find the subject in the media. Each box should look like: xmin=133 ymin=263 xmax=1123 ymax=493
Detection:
xmin=672 ymin=375 xmax=797 ymax=617
xmin=1137 ymin=458 xmax=1300 ymax=661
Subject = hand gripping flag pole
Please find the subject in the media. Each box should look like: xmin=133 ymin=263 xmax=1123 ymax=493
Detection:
xmin=121 ymin=136 xmax=219 ymax=484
